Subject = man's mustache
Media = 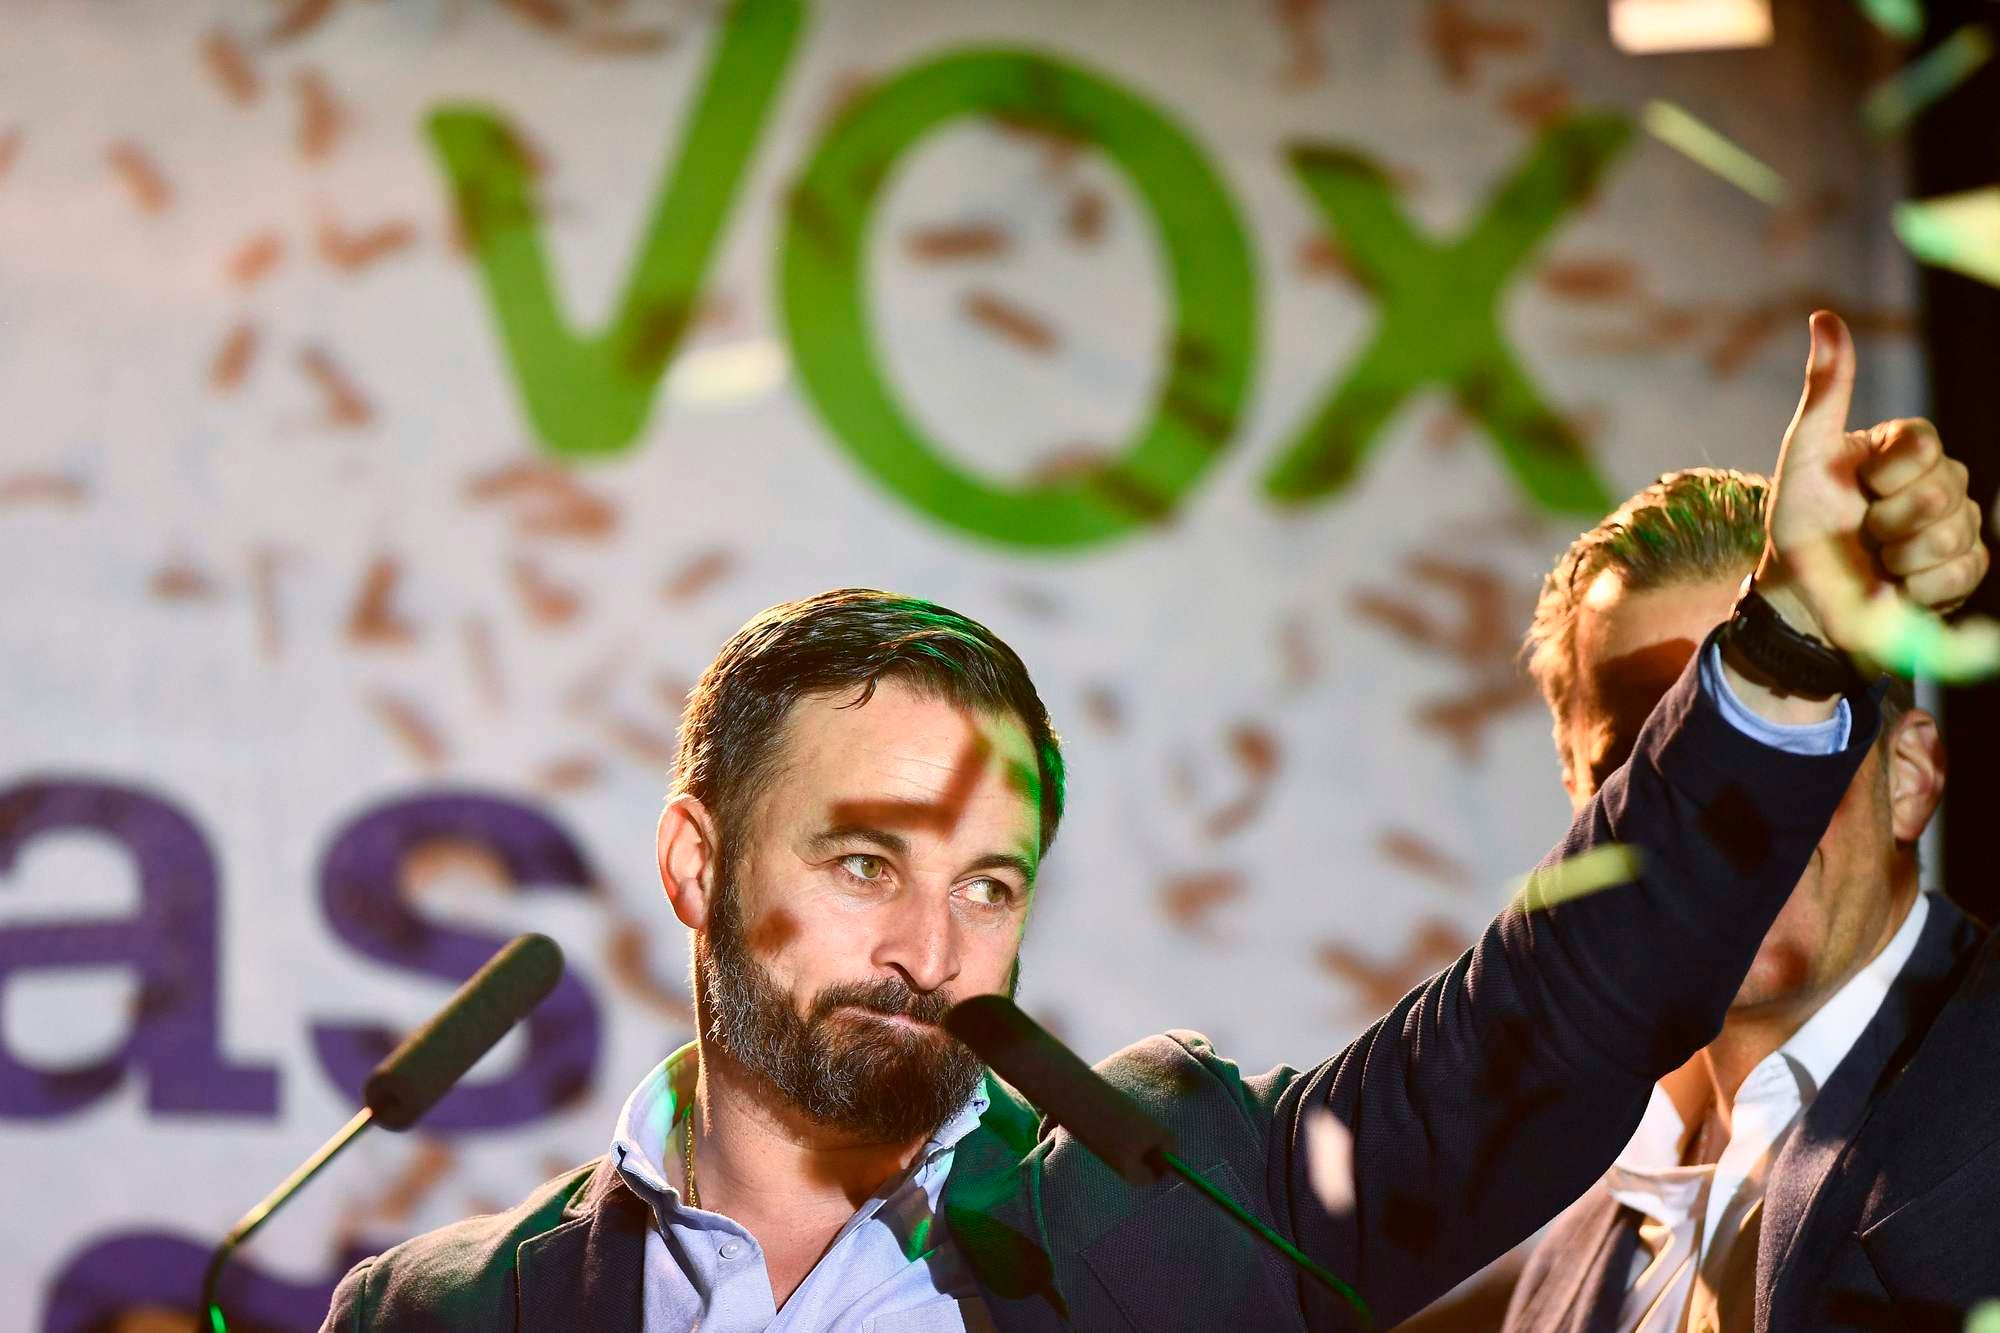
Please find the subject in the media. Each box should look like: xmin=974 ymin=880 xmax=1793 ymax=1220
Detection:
xmin=810 ymin=976 xmax=955 ymax=1027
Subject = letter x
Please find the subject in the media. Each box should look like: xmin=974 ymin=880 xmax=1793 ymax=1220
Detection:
xmin=1267 ymin=113 xmax=1632 ymax=515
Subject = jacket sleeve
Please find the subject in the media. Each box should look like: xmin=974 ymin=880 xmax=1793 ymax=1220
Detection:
xmin=1261 ymin=633 xmax=1880 ymax=1327
xmin=319 ymin=1256 xmax=375 ymax=1332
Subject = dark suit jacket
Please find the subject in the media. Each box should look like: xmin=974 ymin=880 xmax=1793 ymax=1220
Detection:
xmin=324 ymin=645 xmax=1881 ymax=1332
xmin=1502 ymin=895 xmax=1998 ymax=1333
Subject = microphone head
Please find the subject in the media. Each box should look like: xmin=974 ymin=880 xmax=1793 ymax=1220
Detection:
xmin=945 ymin=993 xmax=1174 ymax=1186
xmin=363 ymin=933 xmax=565 ymax=1131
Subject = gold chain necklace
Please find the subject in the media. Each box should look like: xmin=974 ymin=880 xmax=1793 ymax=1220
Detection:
xmin=682 ymin=1100 xmax=700 ymax=1210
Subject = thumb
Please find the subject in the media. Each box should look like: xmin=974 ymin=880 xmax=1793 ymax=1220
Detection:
xmin=1788 ymin=310 xmax=1856 ymax=452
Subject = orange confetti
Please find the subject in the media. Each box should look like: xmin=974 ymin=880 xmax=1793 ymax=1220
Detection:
xmin=0 ymin=473 xmax=87 ymax=507
xmin=535 ymin=754 xmax=602 ymax=792
xmin=1204 ymin=723 xmax=1280 ymax=839
xmin=368 ymin=691 xmax=448 ymax=768
xmin=346 ymin=553 xmax=418 ymax=646
xmin=1066 ymin=188 xmax=1106 ymax=244
xmin=226 ymin=231 xmax=285 ymax=287
xmin=0 ymin=128 xmax=21 ymax=186
xmin=1416 ymin=674 xmax=1537 ymax=760
xmin=107 ymin=141 xmax=170 ymax=213
xmin=661 ymin=549 xmax=733 ymax=604
xmin=249 ymin=546 xmax=293 ymax=660
xmin=606 ymin=918 xmax=696 ymax=1022
xmin=1278 ymin=614 xmax=1319 ymax=687
xmin=1297 ymin=234 xmax=1359 ymax=283
xmin=1376 ymin=827 xmax=1472 ymax=887
xmin=201 ymin=28 xmax=260 ymax=105
xmin=576 ymin=26 xmax=674 ymax=54
xmin=149 ymin=556 xmax=219 ymax=601
xmin=461 ymin=615 xmax=504 ymax=710
xmin=512 ymin=556 xmax=583 ymax=625
xmin=464 ymin=462 xmax=616 ymax=539
xmin=988 ymin=112 xmax=1086 ymax=176
xmin=318 ymin=215 xmax=418 ymax=271
xmin=905 ymin=223 xmax=1010 ymax=261
xmin=1273 ymin=0 xmax=1329 ymax=87
xmin=962 ymin=289 xmax=1058 ymax=354
xmin=1426 ymin=1 xmax=1534 ymax=86
xmin=1424 ymin=404 xmax=1472 ymax=452
xmin=653 ymin=672 xmax=692 ymax=713
xmin=1538 ymin=257 xmax=1643 ymax=302
xmin=817 ymin=70 xmax=878 ymax=130
xmin=1160 ymin=870 xmax=1246 ymax=930
xmin=1500 ymin=75 xmax=1571 ymax=130
xmin=297 ymin=344 xmax=373 ymax=427
xmin=209 ymin=320 xmax=258 ymax=393
xmin=266 ymin=0 xmax=339 ymax=44
xmin=1318 ymin=919 xmax=1468 ymax=1013
xmin=1080 ymin=685 xmax=1122 ymax=733
xmin=502 ymin=0 xmax=572 ymax=29
xmin=295 ymin=67 xmax=345 ymax=161
xmin=601 ymin=713 xmax=676 ymax=769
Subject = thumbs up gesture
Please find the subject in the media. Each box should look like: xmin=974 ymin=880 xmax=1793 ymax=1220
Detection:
xmin=1754 ymin=311 xmax=1996 ymax=680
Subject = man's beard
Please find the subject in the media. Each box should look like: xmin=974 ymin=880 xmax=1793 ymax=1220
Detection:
xmin=695 ymin=871 xmax=1000 ymax=1145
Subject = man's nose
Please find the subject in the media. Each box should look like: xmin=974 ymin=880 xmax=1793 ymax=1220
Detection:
xmin=877 ymin=887 xmax=962 ymax=995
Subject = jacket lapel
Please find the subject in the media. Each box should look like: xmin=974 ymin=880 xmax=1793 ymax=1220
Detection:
xmin=1507 ymin=1185 xmax=1639 ymax=1333
xmin=516 ymin=1155 xmax=652 ymax=1332
xmin=943 ymin=1074 xmax=1071 ymax=1330
xmin=1755 ymin=895 xmax=1983 ymax=1332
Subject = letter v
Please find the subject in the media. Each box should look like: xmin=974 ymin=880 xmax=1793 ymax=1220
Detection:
xmin=426 ymin=0 xmax=802 ymax=459
xmin=1267 ymin=114 xmax=1631 ymax=514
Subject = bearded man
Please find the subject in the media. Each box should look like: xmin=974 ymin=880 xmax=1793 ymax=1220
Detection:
xmin=322 ymin=314 xmax=1987 ymax=1331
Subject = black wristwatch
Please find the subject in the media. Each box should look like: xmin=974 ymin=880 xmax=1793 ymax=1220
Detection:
xmin=1717 ymin=576 xmax=1865 ymax=699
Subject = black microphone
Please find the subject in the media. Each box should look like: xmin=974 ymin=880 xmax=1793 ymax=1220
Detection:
xmin=364 ymin=931 xmax=565 ymax=1129
xmin=201 ymin=933 xmax=567 ymax=1331
xmin=944 ymin=994 xmax=1373 ymax=1330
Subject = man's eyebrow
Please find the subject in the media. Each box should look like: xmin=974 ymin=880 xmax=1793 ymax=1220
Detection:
xmin=964 ymin=851 xmax=1038 ymax=885
xmin=806 ymin=827 xmax=912 ymax=858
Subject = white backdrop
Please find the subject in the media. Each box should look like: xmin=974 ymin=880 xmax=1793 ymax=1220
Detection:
xmin=0 ymin=0 xmax=1918 ymax=1326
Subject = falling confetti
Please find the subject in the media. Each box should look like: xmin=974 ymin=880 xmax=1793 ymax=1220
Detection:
xmin=149 ymin=556 xmax=220 ymax=601
xmin=653 ymin=673 xmax=692 ymax=713
xmin=295 ymin=67 xmax=345 ymax=160
xmin=661 ymin=549 xmax=734 ymax=603
xmin=1278 ymin=615 xmax=1319 ymax=687
xmin=1080 ymin=685 xmax=1123 ymax=733
xmin=1509 ymin=843 xmax=1642 ymax=909
xmin=209 ymin=320 xmax=259 ymax=392
xmin=461 ymin=615 xmax=504 ymax=710
xmin=1204 ymin=724 xmax=1280 ymax=839
xmin=1376 ymin=828 xmax=1472 ymax=887
xmin=226 ymin=232 xmax=285 ymax=287
xmin=201 ymin=28 xmax=260 ymax=105
xmin=1416 ymin=674 xmax=1537 ymax=760
xmin=298 ymin=344 xmax=373 ymax=426
xmin=1863 ymin=25 xmax=1994 ymax=137
xmin=0 ymin=128 xmax=20 ymax=186
xmin=512 ymin=556 xmax=584 ymax=625
xmin=464 ymin=462 xmax=616 ymax=540
xmin=905 ymin=223 xmax=1010 ymax=260
xmin=1296 ymin=234 xmax=1359 ymax=284
xmin=575 ymin=26 xmax=675 ymax=55
xmin=107 ymin=141 xmax=171 ymax=213
xmin=1538 ymin=257 xmax=1643 ymax=302
xmin=561 ymin=645 xmax=628 ymax=715
xmin=1426 ymin=1 xmax=1535 ymax=86
xmin=1159 ymin=870 xmax=1246 ymax=930
xmin=1966 ymin=1299 xmax=2000 ymax=1333
xmin=664 ymin=339 xmax=788 ymax=406
xmin=606 ymin=918 xmax=697 ymax=1022
xmin=348 ymin=1139 xmax=455 ymax=1225
xmin=1895 ymin=186 xmax=2000 ymax=289
xmin=1065 ymin=188 xmax=1107 ymax=244
xmin=962 ymin=289 xmax=1059 ymax=354
xmin=1500 ymin=75 xmax=1572 ymax=130
xmin=601 ymin=713 xmax=677 ymax=769
xmin=1642 ymin=100 xmax=1785 ymax=206
xmin=1304 ymin=1108 xmax=1355 ymax=1215
xmin=501 ymin=0 xmax=572 ymax=31
xmin=0 ymin=473 xmax=87 ymax=507
xmin=265 ymin=0 xmax=339 ymax=44
xmin=535 ymin=754 xmax=602 ymax=792
xmin=346 ymin=553 xmax=418 ymax=646
xmin=1319 ymin=919 xmax=1467 ymax=1013
xmin=249 ymin=546 xmax=293 ymax=660
xmin=1841 ymin=591 xmax=2000 ymax=684
xmin=318 ymin=215 xmax=419 ymax=271
xmin=367 ymin=691 xmax=448 ymax=768
xmin=1855 ymin=0 xmax=1924 ymax=41
xmin=1273 ymin=0 xmax=1330 ymax=87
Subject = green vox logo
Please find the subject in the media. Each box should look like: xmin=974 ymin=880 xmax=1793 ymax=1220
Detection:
xmin=428 ymin=0 xmax=1629 ymax=550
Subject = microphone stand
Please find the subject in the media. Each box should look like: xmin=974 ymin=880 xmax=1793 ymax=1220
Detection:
xmin=199 ymin=1107 xmax=375 ymax=1333
xmin=1155 ymin=1148 xmax=1373 ymax=1332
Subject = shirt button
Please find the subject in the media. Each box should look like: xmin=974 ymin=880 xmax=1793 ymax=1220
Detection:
xmin=719 ymin=1240 xmax=744 ymax=1260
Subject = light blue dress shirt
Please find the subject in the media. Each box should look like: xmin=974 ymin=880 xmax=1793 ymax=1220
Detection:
xmin=610 ymin=1042 xmax=995 ymax=1333
xmin=605 ymin=643 xmax=1844 ymax=1332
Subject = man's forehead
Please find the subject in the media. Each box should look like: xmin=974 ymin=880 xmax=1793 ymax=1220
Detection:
xmin=1573 ymin=571 xmax=1741 ymax=709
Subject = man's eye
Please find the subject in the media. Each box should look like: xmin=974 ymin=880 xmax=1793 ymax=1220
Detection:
xmin=838 ymin=854 xmax=889 ymax=881
xmin=961 ymin=878 xmax=1012 ymax=907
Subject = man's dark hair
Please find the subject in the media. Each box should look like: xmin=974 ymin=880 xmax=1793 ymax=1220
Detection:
xmin=672 ymin=588 xmax=1066 ymax=858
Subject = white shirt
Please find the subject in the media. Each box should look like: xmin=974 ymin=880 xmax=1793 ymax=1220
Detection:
xmin=1601 ymin=893 xmax=1930 ymax=1332
xmin=609 ymin=1043 xmax=996 ymax=1333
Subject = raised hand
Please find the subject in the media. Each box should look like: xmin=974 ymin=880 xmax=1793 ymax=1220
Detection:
xmin=1756 ymin=311 xmax=1996 ymax=680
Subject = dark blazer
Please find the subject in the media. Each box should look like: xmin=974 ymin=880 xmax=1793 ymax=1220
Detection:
xmin=1502 ymin=894 xmax=1998 ymax=1333
xmin=324 ymin=645 xmax=1881 ymax=1332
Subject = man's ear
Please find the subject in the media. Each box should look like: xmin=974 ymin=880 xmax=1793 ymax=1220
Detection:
xmin=658 ymin=795 xmax=721 ymax=930
xmin=1886 ymin=708 xmax=1945 ymax=845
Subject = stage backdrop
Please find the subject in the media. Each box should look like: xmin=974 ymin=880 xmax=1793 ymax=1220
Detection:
xmin=0 ymin=1 xmax=1921 ymax=1326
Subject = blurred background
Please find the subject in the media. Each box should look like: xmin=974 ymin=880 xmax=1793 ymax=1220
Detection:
xmin=3 ymin=0 xmax=1997 ymax=1327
